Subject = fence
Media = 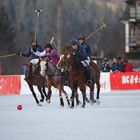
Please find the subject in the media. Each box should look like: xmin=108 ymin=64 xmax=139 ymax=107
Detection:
xmin=0 ymin=72 xmax=140 ymax=95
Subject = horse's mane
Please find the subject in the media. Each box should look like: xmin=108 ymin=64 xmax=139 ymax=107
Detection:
xmin=34 ymin=60 xmax=41 ymax=75
xmin=62 ymin=46 xmax=83 ymax=73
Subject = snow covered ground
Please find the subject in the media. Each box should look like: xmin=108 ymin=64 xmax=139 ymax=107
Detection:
xmin=0 ymin=90 xmax=140 ymax=140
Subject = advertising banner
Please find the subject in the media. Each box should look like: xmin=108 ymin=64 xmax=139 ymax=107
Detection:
xmin=110 ymin=72 xmax=140 ymax=90
xmin=0 ymin=75 xmax=21 ymax=95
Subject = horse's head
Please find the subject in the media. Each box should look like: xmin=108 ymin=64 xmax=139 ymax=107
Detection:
xmin=58 ymin=52 xmax=71 ymax=71
xmin=40 ymin=58 xmax=58 ymax=77
xmin=59 ymin=51 xmax=82 ymax=74
xmin=40 ymin=60 xmax=47 ymax=77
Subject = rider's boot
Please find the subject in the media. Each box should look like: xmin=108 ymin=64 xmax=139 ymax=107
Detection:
xmin=24 ymin=63 xmax=33 ymax=80
xmin=61 ymin=69 xmax=69 ymax=86
xmin=84 ymin=66 xmax=92 ymax=85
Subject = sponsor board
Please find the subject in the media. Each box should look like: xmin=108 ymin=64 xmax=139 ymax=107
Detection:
xmin=0 ymin=75 xmax=21 ymax=95
xmin=1 ymin=72 xmax=140 ymax=95
xmin=110 ymin=72 xmax=140 ymax=90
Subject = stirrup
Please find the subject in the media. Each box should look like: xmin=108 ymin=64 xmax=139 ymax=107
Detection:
xmin=87 ymin=80 xmax=92 ymax=85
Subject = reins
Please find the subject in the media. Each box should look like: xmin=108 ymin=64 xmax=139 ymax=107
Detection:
xmin=45 ymin=61 xmax=61 ymax=77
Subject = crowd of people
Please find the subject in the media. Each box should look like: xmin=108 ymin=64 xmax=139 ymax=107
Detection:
xmin=101 ymin=57 xmax=133 ymax=72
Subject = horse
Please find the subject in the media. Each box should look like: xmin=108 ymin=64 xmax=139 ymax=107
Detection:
xmin=24 ymin=60 xmax=48 ymax=106
xmin=39 ymin=59 xmax=70 ymax=107
xmin=59 ymin=47 xmax=100 ymax=108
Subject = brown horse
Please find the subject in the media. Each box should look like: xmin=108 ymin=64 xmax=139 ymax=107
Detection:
xmin=24 ymin=60 xmax=48 ymax=106
xmin=39 ymin=59 xmax=70 ymax=107
xmin=59 ymin=48 xmax=100 ymax=108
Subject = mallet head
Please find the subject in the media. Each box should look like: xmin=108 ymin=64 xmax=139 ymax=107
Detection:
xmin=35 ymin=9 xmax=43 ymax=13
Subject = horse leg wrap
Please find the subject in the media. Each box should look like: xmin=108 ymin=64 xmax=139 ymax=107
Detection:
xmin=60 ymin=97 xmax=64 ymax=107
xmin=65 ymin=95 xmax=70 ymax=106
xmin=47 ymin=90 xmax=52 ymax=99
xmin=81 ymin=93 xmax=86 ymax=108
xmin=90 ymin=92 xmax=96 ymax=104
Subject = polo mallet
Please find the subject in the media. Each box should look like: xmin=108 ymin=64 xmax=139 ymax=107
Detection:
xmin=85 ymin=23 xmax=107 ymax=41
xmin=0 ymin=53 xmax=17 ymax=59
xmin=50 ymin=36 xmax=55 ymax=44
xmin=50 ymin=36 xmax=58 ymax=51
xmin=34 ymin=9 xmax=43 ymax=41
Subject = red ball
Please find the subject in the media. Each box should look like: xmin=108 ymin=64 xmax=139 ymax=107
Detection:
xmin=17 ymin=105 xmax=22 ymax=110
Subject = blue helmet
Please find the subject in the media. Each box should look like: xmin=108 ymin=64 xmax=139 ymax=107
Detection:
xmin=69 ymin=39 xmax=78 ymax=46
xmin=78 ymin=34 xmax=85 ymax=40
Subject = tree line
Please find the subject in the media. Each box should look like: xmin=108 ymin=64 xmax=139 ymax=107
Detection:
xmin=0 ymin=0 xmax=125 ymax=74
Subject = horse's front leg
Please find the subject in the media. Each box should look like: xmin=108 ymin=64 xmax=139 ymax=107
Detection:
xmin=89 ymin=85 xmax=96 ymax=105
xmin=70 ymin=90 xmax=75 ymax=108
xmin=74 ymin=91 xmax=81 ymax=106
xmin=79 ymin=86 xmax=87 ymax=108
xmin=42 ymin=86 xmax=48 ymax=101
xmin=58 ymin=85 xmax=64 ymax=107
xmin=96 ymin=82 xmax=101 ymax=105
xmin=37 ymin=87 xmax=44 ymax=102
xmin=47 ymin=81 xmax=52 ymax=103
xmin=62 ymin=88 xmax=70 ymax=106
xmin=28 ymin=83 xmax=41 ymax=106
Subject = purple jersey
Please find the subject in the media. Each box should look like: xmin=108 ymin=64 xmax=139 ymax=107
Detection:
xmin=46 ymin=49 xmax=60 ymax=66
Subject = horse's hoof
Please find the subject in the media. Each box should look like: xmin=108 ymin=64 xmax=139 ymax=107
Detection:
xmin=76 ymin=101 xmax=81 ymax=106
xmin=89 ymin=100 xmax=94 ymax=105
xmin=67 ymin=99 xmax=70 ymax=106
xmin=81 ymin=105 xmax=85 ymax=108
xmin=37 ymin=103 xmax=42 ymax=106
xmin=46 ymin=99 xmax=51 ymax=103
xmin=76 ymin=103 xmax=80 ymax=106
xmin=96 ymin=99 xmax=100 ymax=105
xmin=67 ymin=102 xmax=70 ymax=106
xmin=60 ymin=105 xmax=64 ymax=108
xmin=85 ymin=97 xmax=90 ymax=103
xmin=90 ymin=100 xmax=96 ymax=105
xmin=40 ymin=98 xmax=44 ymax=102
xmin=70 ymin=106 xmax=74 ymax=109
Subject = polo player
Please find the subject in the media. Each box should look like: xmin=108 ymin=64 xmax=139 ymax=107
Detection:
xmin=69 ymin=39 xmax=92 ymax=84
xmin=33 ymin=43 xmax=60 ymax=77
xmin=78 ymin=35 xmax=91 ymax=58
xmin=17 ymin=40 xmax=44 ymax=79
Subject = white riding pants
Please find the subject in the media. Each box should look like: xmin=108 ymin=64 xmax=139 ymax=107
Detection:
xmin=30 ymin=59 xmax=39 ymax=65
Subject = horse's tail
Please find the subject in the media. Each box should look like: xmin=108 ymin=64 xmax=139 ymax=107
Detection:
xmin=90 ymin=61 xmax=100 ymax=84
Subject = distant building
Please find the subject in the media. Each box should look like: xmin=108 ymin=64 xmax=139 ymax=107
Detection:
xmin=123 ymin=0 xmax=140 ymax=52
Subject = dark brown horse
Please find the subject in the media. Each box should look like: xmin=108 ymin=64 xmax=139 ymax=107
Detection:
xmin=59 ymin=48 xmax=100 ymax=108
xmin=40 ymin=59 xmax=70 ymax=107
xmin=24 ymin=60 xmax=48 ymax=106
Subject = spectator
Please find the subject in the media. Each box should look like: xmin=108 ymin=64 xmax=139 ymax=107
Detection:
xmin=101 ymin=58 xmax=111 ymax=72
xmin=117 ymin=57 xmax=125 ymax=72
xmin=124 ymin=59 xmax=133 ymax=72
xmin=111 ymin=57 xmax=118 ymax=72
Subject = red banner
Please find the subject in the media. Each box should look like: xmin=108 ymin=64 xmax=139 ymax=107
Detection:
xmin=0 ymin=75 xmax=21 ymax=95
xmin=110 ymin=72 xmax=140 ymax=90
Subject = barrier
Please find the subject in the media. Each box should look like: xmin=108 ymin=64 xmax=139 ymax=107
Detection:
xmin=0 ymin=75 xmax=21 ymax=95
xmin=110 ymin=72 xmax=140 ymax=90
xmin=0 ymin=72 xmax=140 ymax=95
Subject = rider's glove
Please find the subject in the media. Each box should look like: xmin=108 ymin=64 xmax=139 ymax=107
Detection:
xmin=87 ymin=57 xmax=90 ymax=60
xmin=73 ymin=52 xmax=76 ymax=55
xmin=17 ymin=52 xmax=22 ymax=56
xmin=73 ymin=50 xmax=77 ymax=55
xmin=32 ymin=47 xmax=37 ymax=52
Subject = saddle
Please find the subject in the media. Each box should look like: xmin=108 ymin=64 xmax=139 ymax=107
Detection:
xmin=61 ymin=70 xmax=69 ymax=86
xmin=46 ymin=62 xmax=61 ymax=76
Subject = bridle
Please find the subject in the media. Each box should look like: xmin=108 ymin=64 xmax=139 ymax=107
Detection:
xmin=59 ymin=53 xmax=71 ymax=72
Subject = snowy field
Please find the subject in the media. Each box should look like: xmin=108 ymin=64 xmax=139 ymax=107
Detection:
xmin=0 ymin=90 xmax=140 ymax=140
